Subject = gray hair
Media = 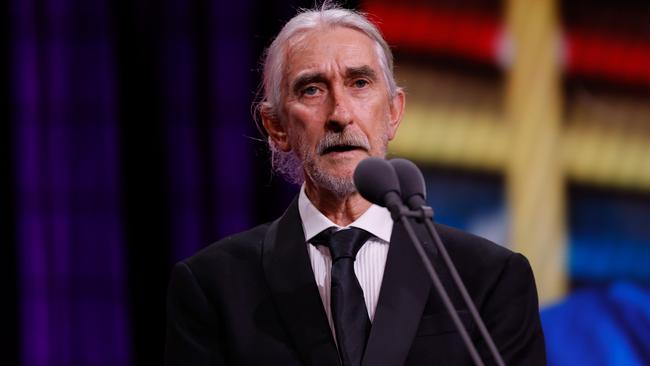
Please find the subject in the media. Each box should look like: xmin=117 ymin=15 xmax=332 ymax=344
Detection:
xmin=258 ymin=2 xmax=399 ymax=184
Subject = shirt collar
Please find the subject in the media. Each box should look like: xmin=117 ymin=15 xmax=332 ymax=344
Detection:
xmin=298 ymin=184 xmax=393 ymax=243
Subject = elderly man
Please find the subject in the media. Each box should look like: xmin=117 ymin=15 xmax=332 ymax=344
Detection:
xmin=165 ymin=4 xmax=546 ymax=366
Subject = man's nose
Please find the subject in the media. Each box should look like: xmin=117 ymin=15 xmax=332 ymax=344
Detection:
xmin=326 ymin=87 xmax=353 ymax=132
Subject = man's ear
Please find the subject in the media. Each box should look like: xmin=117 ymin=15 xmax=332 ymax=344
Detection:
xmin=387 ymin=88 xmax=405 ymax=140
xmin=261 ymin=103 xmax=290 ymax=151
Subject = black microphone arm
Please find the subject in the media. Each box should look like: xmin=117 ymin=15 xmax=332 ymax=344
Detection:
xmin=354 ymin=157 xmax=486 ymax=366
xmin=389 ymin=158 xmax=506 ymax=366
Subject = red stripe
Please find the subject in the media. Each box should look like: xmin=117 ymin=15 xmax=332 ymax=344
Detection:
xmin=364 ymin=3 xmax=499 ymax=63
xmin=566 ymin=31 xmax=650 ymax=86
xmin=362 ymin=2 xmax=650 ymax=87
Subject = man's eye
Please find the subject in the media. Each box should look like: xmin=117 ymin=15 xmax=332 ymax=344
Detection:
xmin=302 ymin=86 xmax=319 ymax=96
xmin=353 ymin=79 xmax=369 ymax=88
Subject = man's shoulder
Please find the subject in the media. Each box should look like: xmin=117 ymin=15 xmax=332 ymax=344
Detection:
xmin=435 ymin=223 xmax=512 ymax=258
xmin=433 ymin=222 xmax=526 ymax=273
xmin=182 ymin=221 xmax=274 ymax=270
xmin=432 ymin=222 xmax=536 ymax=292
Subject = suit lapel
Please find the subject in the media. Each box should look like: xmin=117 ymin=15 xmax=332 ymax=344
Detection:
xmin=362 ymin=219 xmax=435 ymax=366
xmin=262 ymin=197 xmax=340 ymax=366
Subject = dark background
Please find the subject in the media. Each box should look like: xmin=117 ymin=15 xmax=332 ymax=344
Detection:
xmin=3 ymin=0 xmax=358 ymax=365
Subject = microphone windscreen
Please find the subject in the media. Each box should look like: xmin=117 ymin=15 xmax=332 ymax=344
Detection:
xmin=353 ymin=157 xmax=401 ymax=207
xmin=390 ymin=158 xmax=426 ymax=209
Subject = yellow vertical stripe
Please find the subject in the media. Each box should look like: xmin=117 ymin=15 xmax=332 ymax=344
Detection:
xmin=505 ymin=0 xmax=566 ymax=304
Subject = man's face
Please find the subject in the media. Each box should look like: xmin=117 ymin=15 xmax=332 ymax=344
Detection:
xmin=267 ymin=26 xmax=404 ymax=196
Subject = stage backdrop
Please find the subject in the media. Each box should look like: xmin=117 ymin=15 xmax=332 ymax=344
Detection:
xmin=4 ymin=0 xmax=650 ymax=365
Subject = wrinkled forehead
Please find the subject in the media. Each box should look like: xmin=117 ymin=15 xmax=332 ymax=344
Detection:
xmin=282 ymin=26 xmax=383 ymax=88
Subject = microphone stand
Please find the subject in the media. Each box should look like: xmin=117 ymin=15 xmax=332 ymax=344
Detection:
xmin=416 ymin=206 xmax=506 ymax=366
xmin=390 ymin=206 xmax=487 ymax=366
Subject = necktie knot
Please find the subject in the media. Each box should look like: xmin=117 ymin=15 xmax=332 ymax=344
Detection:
xmin=312 ymin=227 xmax=373 ymax=262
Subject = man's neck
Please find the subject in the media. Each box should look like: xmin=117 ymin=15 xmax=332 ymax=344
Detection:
xmin=304 ymin=182 xmax=371 ymax=227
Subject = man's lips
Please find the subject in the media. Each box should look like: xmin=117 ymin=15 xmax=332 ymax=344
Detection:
xmin=321 ymin=144 xmax=366 ymax=155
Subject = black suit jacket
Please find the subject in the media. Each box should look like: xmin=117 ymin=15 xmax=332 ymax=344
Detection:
xmin=165 ymin=197 xmax=546 ymax=365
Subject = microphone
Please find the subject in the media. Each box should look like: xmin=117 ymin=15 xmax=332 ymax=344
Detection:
xmin=353 ymin=157 xmax=404 ymax=218
xmin=389 ymin=158 xmax=426 ymax=209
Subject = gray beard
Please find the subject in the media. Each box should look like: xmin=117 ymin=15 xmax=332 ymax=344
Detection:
xmin=268 ymin=128 xmax=388 ymax=198
xmin=267 ymin=142 xmax=356 ymax=198
xmin=302 ymin=153 xmax=357 ymax=199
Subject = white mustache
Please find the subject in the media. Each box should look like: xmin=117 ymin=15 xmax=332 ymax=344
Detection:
xmin=316 ymin=131 xmax=371 ymax=155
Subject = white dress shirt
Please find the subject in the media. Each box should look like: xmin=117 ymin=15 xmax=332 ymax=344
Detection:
xmin=298 ymin=185 xmax=394 ymax=337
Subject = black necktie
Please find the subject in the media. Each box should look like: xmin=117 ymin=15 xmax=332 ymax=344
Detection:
xmin=311 ymin=227 xmax=373 ymax=366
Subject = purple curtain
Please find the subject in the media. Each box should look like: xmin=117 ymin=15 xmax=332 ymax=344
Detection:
xmin=8 ymin=0 xmax=325 ymax=364
xmin=210 ymin=0 xmax=254 ymax=243
xmin=160 ymin=0 xmax=254 ymax=263
xmin=12 ymin=0 xmax=130 ymax=365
